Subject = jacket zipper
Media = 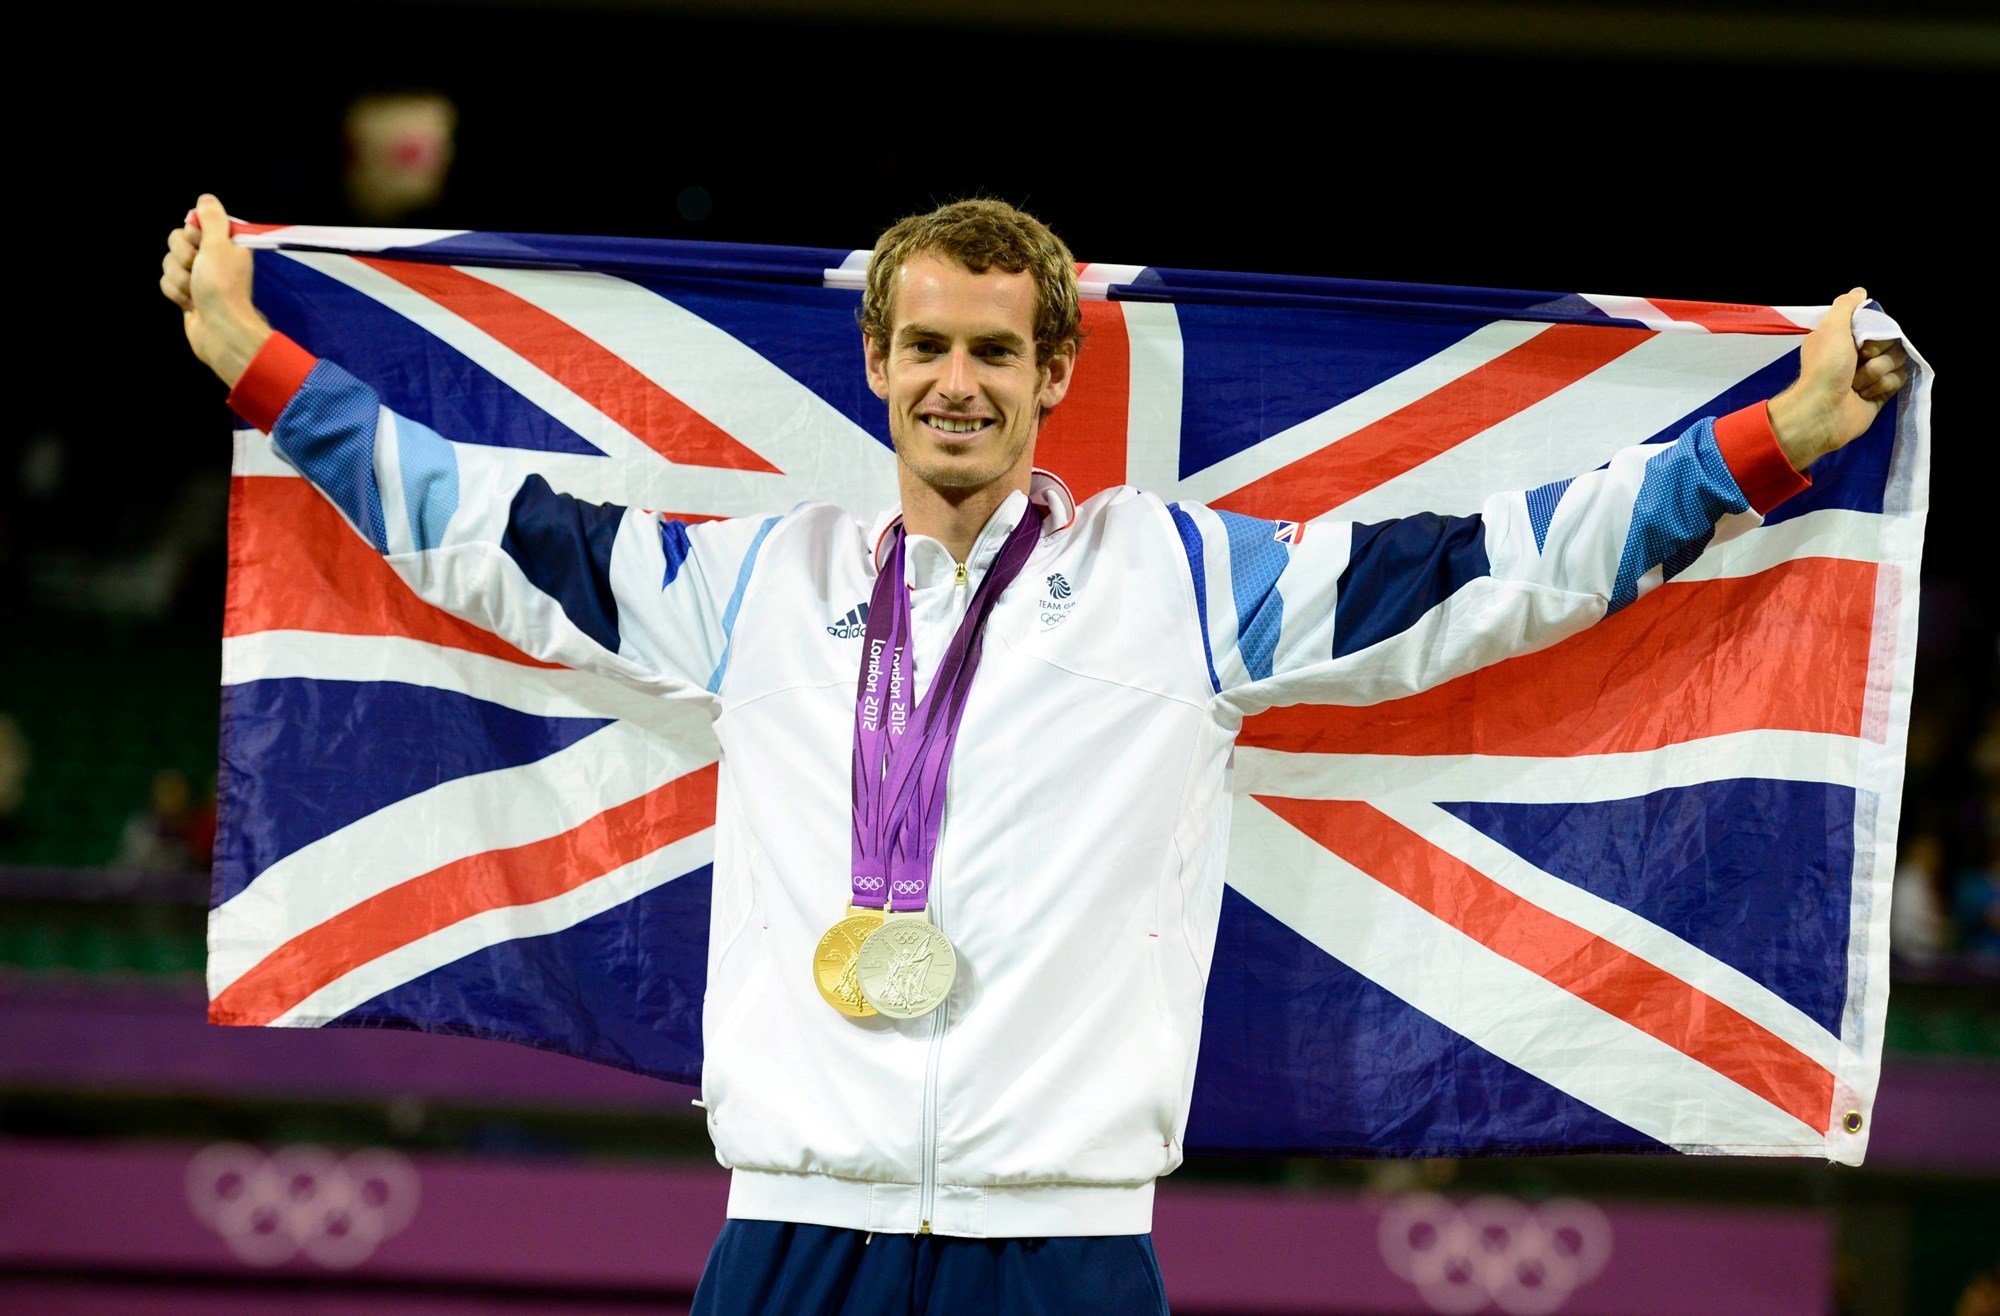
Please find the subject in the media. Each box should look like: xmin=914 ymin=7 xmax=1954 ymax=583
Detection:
xmin=918 ymin=775 xmax=952 ymax=1233
xmin=918 ymin=557 xmax=972 ymax=1233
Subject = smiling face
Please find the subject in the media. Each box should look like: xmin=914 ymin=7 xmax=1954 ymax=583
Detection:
xmin=864 ymin=253 xmax=1074 ymax=504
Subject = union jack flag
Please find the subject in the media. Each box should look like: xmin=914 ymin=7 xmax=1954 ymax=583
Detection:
xmin=205 ymin=223 xmax=1927 ymax=1162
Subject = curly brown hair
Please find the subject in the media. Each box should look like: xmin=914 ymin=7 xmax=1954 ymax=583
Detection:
xmin=859 ymin=198 xmax=1083 ymax=366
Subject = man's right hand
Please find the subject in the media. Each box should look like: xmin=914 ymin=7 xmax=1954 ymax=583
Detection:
xmin=161 ymin=194 xmax=273 ymax=388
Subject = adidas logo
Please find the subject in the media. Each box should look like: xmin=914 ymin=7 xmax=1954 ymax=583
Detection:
xmin=826 ymin=602 xmax=870 ymax=639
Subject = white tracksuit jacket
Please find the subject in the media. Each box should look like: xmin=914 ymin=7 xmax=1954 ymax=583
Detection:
xmin=230 ymin=332 xmax=1809 ymax=1238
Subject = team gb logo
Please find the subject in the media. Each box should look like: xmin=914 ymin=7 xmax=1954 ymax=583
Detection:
xmin=1039 ymin=573 xmax=1077 ymax=629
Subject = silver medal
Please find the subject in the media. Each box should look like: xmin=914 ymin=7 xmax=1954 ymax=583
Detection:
xmin=855 ymin=913 xmax=957 ymax=1019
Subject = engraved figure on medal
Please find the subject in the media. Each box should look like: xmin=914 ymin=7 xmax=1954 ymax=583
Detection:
xmin=856 ymin=917 xmax=957 ymax=1019
xmin=814 ymin=909 xmax=885 ymax=1018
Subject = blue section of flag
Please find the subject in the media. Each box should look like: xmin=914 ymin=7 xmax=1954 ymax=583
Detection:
xmin=1120 ymin=268 xmax=1581 ymax=323
xmin=375 ymin=232 xmax=853 ymax=287
xmin=1332 ymin=513 xmax=1490 ymax=660
xmin=643 ymin=279 xmax=894 ymax=450
xmin=1174 ymin=304 xmax=1476 ymax=479
xmin=1186 ymin=889 xmax=1665 ymax=1154
xmin=1216 ymin=510 xmax=1289 ymax=683
xmin=1440 ymin=779 xmax=1854 ymax=1033
xmin=336 ymin=865 xmax=712 ymax=1087
xmin=214 ymin=679 xmax=612 ymax=904
xmin=1764 ymin=398 xmax=1897 ymax=526
xmin=253 ymin=252 xmax=605 ymax=456
xmin=501 ymin=476 xmax=626 ymax=654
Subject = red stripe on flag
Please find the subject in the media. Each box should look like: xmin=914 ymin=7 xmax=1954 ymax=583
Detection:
xmin=1035 ymin=299 xmax=1131 ymax=503
xmin=225 ymin=475 xmax=557 ymax=669
xmin=210 ymin=764 xmax=720 ymax=1027
xmin=354 ymin=257 xmax=781 ymax=474
xmin=1240 ymin=557 xmax=1875 ymax=756
xmin=1216 ymin=323 xmax=1651 ymax=521
xmin=1256 ymin=795 xmax=1834 ymax=1134
xmin=1646 ymin=299 xmax=1808 ymax=336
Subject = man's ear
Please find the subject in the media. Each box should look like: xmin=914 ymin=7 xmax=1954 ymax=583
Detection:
xmin=1037 ymin=348 xmax=1076 ymax=413
xmin=864 ymin=333 xmax=890 ymax=401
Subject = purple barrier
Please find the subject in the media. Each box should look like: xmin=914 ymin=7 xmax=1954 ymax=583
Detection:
xmin=0 ymin=1138 xmax=1828 ymax=1315
xmin=4 ymin=975 xmax=1995 ymax=1174
xmin=0 ymin=977 xmax=689 ymax=1109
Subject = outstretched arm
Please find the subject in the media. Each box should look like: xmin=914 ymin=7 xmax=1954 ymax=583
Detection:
xmin=162 ymin=195 xmax=777 ymax=696
xmin=1175 ymin=294 xmax=1911 ymax=711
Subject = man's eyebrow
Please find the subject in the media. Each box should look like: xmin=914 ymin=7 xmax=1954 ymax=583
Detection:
xmin=896 ymin=324 xmax=1029 ymax=350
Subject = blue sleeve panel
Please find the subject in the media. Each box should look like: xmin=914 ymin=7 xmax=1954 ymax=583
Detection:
xmin=1331 ymin=513 xmax=1491 ymax=661
xmin=270 ymin=360 xmax=390 ymax=552
xmin=660 ymin=520 xmax=693 ymax=588
xmin=500 ymin=475 xmax=627 ymax=654
xmin=1214 ymin=510 xmax=1290 ymax=684
xmin=1525 ymin=476 xmax=1573 ymax=554
xmin=1168 ymin=503 xmax=1224 ymax=695
xmin=704 ymin=516 xmax=781 ymax=694
xmin=394 ymin=414 xmax=462 ymax=552
xmin=1607 ymin=420 xmax=1747 ymax=613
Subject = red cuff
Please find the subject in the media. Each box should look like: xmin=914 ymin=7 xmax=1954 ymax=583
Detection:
xmin=226 ymin=332 xmax=319 ymax=433
xmin=1713 ymin=401 xmax=1811 ymax=516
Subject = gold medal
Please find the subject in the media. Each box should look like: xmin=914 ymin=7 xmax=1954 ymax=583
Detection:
xmin=814 ymin=904 xmax=886 ymax=1017
xmin=856 ymin=912 xmax=958 ymax=1019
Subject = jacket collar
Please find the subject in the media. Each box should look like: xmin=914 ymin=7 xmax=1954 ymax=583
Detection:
xmin=869 ymin=468 xmax=1076 ymax=575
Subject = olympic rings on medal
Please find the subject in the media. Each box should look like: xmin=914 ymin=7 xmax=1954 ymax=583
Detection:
xmin=1377 ymin=1193 xmax=1612 ymax=1315
xmin=889 ymin=879 xmax=924 ymax=896
xmin=852 ymin=875 xmax=885 ymax=892
xmin=185 ymin=1143 xmax=421 ymax=1269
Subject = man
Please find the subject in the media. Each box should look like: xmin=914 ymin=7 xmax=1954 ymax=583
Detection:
xmin=162 ymin=193 xmax=1907 ymax=1313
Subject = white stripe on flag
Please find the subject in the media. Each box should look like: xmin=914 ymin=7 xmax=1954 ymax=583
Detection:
xmin=821 ymin=249 xmax=871 ymax=291
xmin=271 ymin=827 xmax=716 ymax=1027
xmin=1122 ymin=301 xmax=1185 ymax=496
xmin=1234 ymin=730 xmax=1864 ymax=804
xmin=1577 ymin=294 xmax=1707 ymax=333
xmin=208 ymin=719 xmax=711 ymax=995
xmin=1077 ymin=263 xmax=1147 ymax=299
xmin=462 ymin=263 xmax=898 ymax=515
xmin=1226 ymin=796 xmax=1827 ymax=1153
xmin=1323 ymin=330 xmax=1799 ymax=523
xmin=1374 ymin=797 xmax=1841 ymax=1071
xmin=232 ymin=428 xmax=301 ymax=478
xmin=1675 ymin=508 xmax=1899 ymax=581
xmin=273 ymin=253 xmax=893 ymax=517
xmin=1171 ymin=320 xmax=1546 ymax=507
xmin=239 ymin=226 xmax=470 ymax=252
xmin=219 ymin=630 xmax=712 ymax=728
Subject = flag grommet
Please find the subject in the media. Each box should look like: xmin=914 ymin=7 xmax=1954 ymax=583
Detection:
xmin=1842 ymin=1111 xmax=1863 ymax=1134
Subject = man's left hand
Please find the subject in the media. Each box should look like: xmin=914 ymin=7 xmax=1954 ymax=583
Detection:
xmin=1767 ymin=288 xmax=1911 ymax=470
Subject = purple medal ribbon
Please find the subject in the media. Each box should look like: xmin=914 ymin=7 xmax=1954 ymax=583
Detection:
xmin=850 ymin=504 xmax=1044 ymax=914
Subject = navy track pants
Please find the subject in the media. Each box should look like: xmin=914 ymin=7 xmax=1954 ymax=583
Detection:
xmin=691 ymin=1220 xmax=1172 ymax=1315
